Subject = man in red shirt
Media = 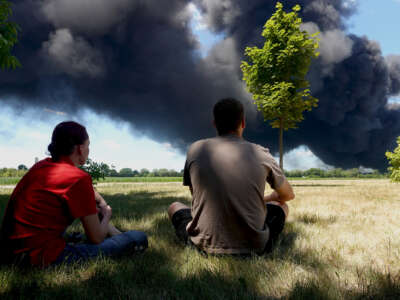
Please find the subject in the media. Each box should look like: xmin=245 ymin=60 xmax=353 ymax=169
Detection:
xmin=0 ymin=121 xmax=147 ymax=267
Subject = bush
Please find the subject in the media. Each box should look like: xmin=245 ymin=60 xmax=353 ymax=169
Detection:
xmin=79 ymin=158 xmax=109 ymax=183
xmin=386 ymin=137 xmax=400 ymax=182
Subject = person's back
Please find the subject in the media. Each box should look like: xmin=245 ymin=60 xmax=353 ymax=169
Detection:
xmin=1 ymin=121 xmax=148 ymax=268
xmin=168 ymin=98 xmax=294 ymax=255
xmin=185 ymin=135 xmax=284 ymax=253
xmin=1 ymin=157 xmax=94 ymax=266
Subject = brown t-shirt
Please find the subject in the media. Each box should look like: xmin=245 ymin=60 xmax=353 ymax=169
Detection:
xmin=184 ymin=134 xmax=285 ymax=254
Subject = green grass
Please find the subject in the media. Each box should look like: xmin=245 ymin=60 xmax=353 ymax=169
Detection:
xmin=1 ymin=180 xmax=400 ymax=299
xmin=0 ymin=177 xmax=183 ymax=186
xmin=1 ymin=176 xmax=387 ymax=186
xmin=100 ymin=177 xmax=183 ymax=183
xmin=0 ymin=177 xmax=21 ymax=185
xmin=286 ymin=177 xmax=387 ymax=180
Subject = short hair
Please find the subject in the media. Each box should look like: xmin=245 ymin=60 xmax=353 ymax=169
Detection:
xmin=213 ymin=98 xmax=244 ymax=135
xmin=48 ymin=121 xmax=89 ymax=161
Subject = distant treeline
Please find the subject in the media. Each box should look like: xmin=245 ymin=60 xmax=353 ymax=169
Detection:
xmin=0 ymin=168 xmax=28 ymax=178
xmin=284 ymin=168 xmax=386 ymax=178
xmin=108 ymin=168 xmax=184 ymax=178
xmin=0 ymin=166 xmax=183 ymax=178
xmin=0 ymin=166 xmax=386 ymax=179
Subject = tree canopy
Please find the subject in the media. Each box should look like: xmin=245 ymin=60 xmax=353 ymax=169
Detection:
xmin=0 ymin=0 xmax=20 ymax=70
xmin=241 ymin=2 xmax=319 ymax=169
xmin=386 ymin=137 xmax=400 ymax=182
xmin=17 ymin=164 xmax=27 ymax=170
xmin=79 ymin=158 xmax=110 ymax=183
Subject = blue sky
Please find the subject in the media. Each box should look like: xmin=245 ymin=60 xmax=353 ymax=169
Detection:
xmin=347 ymin=0 xmax=400 ymax=104
xmin=347 ymin=0 xmax=399 ymax=56
xmin=0 ymin=0 xmax=399 ymax=171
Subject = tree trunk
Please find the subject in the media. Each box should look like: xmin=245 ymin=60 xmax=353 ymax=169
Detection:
xmin=279 ymin=118 xmax=283 ymax=170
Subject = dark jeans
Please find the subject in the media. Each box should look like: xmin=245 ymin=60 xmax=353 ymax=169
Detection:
xmin=52 ymin=230 xmax=148 ymax=265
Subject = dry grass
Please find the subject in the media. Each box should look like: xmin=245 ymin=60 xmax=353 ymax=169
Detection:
xmin=1 ymin=179 xmax=400 ymax=299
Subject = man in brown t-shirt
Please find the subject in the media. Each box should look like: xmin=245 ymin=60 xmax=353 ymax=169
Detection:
xmin=168 ymin=98 xmax=295 ymax=255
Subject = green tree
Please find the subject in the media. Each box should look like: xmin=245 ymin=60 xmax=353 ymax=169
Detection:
xmin=0 ymin=0 xmax=21 ymax=70
xmin=109 ymin=169 xmax=118 ymax=177
xmin=158 ymin=168 xmax=169 ymax=177
xmin=119 ymin=168 xmax=133 ymax=177
xmin=80 ymin=158 xmax=109 ymax=183
xmin=140 ymin=168 xmax=150 ymax=177
xmin=17 ymin=164 xmax=27 ymax=170
xmin=241 ymin=2 xmax=319 ymax=169
xmin=386 ymin=137 xmax=400 ymax=182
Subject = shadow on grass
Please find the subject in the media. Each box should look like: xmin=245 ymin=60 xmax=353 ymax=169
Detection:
xmin=268 ymin=222 xmax=334 ymax=271
xmin=1 ymin=248 xmax=265 ymax=299
xmin=0 ymin=193 xmax=9 ymax=220
xmin=296 ymin=213 xmax=338 ymax=225
xmin=1 ymin=189 xmax=400 ymax=299
xmin=105 ymin=190 xmax=190 ymax=221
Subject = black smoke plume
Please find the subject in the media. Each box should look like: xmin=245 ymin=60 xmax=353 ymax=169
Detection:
xmin=1 ymin=0 xmax=399 ymax=170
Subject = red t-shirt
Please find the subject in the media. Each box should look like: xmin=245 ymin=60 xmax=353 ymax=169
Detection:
xmin=1 ymin=158 xmax=97 ymax=266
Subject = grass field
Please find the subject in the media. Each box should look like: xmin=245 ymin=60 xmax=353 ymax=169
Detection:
xmin=0 ymin=176 xmax=387 ymax=186
xmin=99 ymin=177 xmax=183 ymax=183
xmin=1 ymin=179 xmax=400 ymax=299
xmin=0 ymin=177 xmax=21 ymax=185
xmin=0 ymin=177 xmax=184 ymax=186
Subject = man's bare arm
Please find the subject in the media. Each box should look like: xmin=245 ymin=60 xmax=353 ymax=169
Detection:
xmin=264 ymin=179 xmax=295 ymax=204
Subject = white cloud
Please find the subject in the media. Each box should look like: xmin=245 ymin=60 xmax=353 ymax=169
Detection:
xmin=44 ymin=108 xmax=67 ymax=116
xmin=0 ymin=104 xmax=186 ymax=170
xmin=187 ymin=3 xmax=208 ymax=31
xmin=0 ymin=104 xmax=333 ymax=172
xmin=274 ymin=146 xmax=333 ymax=171
xmin=101 ymin=139 xmax=122 ymax=151
xmin=343 ymin=0 xmax=357 ymax=9
xmin=20 ymin=131 xmax=48 ymax=142
xmin=389 ymin=97 xmax=400 ymax=104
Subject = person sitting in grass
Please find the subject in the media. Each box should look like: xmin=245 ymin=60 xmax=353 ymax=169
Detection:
xmin=0 ymin=121 xmax=147 ymax=267
xmin=168 ymin=98 xmax=294 ymax=255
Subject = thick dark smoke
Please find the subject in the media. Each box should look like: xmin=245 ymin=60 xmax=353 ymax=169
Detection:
xmin=1 ymin=0 xmax=400 ymax=170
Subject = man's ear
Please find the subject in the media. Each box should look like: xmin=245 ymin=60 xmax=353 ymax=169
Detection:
xmin=212 ymin=120 xmax=216 ymax=128
xmin=241 ymin=118 xmax=246 ymax=129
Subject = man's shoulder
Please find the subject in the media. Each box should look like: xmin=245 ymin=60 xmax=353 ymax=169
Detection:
xmin=188 ymin=137 xmax=214 ymax=151
xmin=242 ymin=140 xmax=279 ymax=165
xmin=242 ymin=139 xmax=271 ymax=154
xmin=189 ymin=137 xmax=271 ymax=153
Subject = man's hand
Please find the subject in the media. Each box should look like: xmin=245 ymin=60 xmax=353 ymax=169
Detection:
xmin=264 ymin=179 xmax=295 ymax=204
xmin=264 ymin=190 xmax=280 ymax=203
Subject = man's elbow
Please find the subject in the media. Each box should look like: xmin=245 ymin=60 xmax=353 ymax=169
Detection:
xmin=288 ymin=191 xmax=295 ymax=201
xmin=283 ymin=191 xmax=295 ymax=202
